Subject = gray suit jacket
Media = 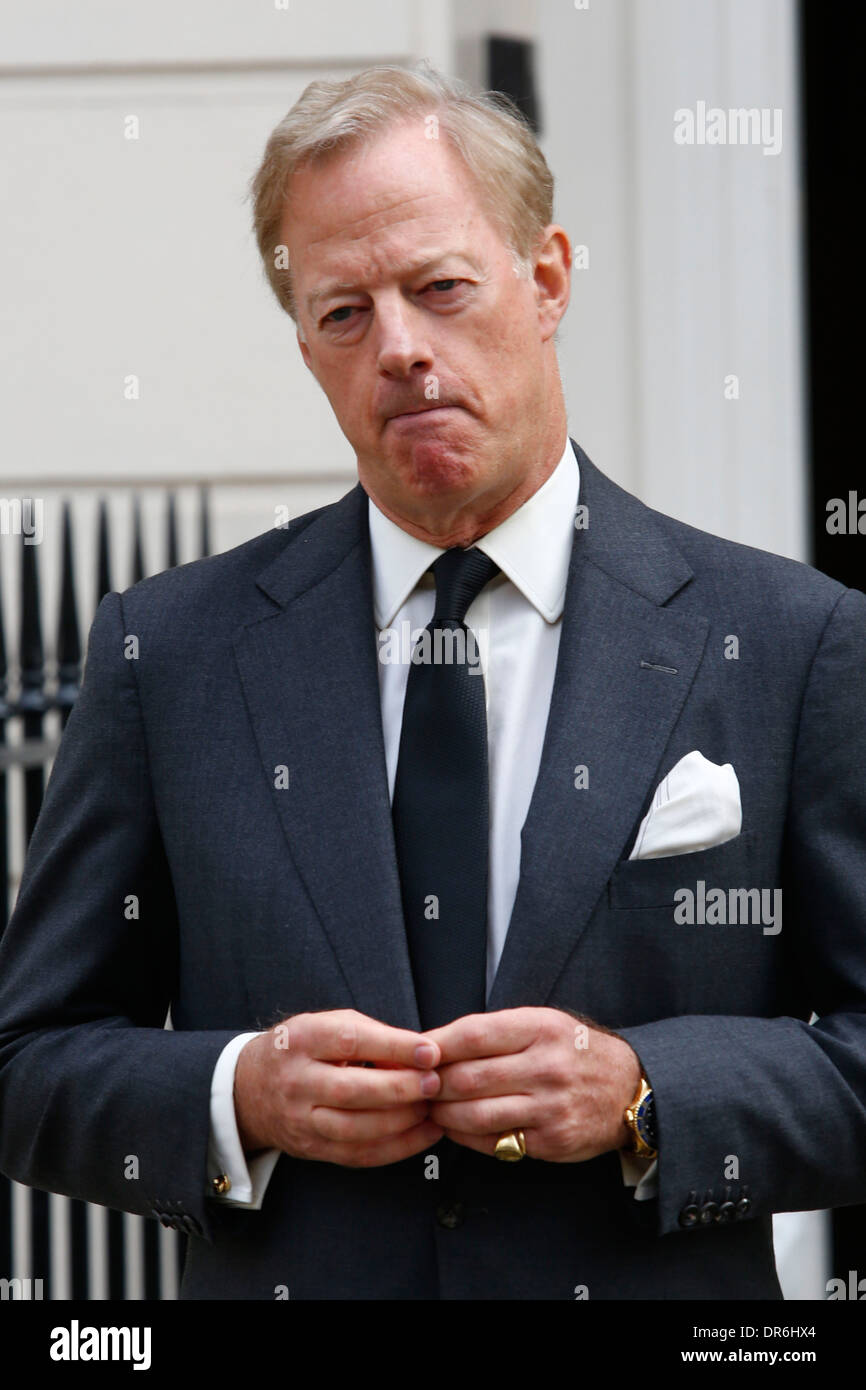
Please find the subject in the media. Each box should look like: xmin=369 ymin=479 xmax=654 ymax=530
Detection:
xmin=1 ymin=441 xmax=865 ymax=1299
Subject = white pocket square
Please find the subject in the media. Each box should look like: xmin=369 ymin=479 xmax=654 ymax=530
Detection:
xmin=629 ymin=751 xmax=742 ymax=860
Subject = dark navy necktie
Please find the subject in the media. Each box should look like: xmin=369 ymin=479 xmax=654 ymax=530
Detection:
xmin=392 ymin=547 xmax=500 ymax=1030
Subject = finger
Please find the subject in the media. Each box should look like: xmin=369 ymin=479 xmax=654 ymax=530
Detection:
xmin=435 ymin=1054 xmax=530 ymax=1102
xmin=441 ymin=1128 xmax=531 ymax=1159
xmin=301 ymin=1011 xmax=441 ymax=1069
xmin=422 ymin=1009 xmax=541 ymax=1065
xmin=310 ymin=1101 xmax=431 ymax=1143
xmin=311 ymin=1118 xmax=445 ymax=1168
xmin=312 ymin=1060 xmax=440 ymax=1110
xmin=429 ymin=1098 xmax=532 ymax=1135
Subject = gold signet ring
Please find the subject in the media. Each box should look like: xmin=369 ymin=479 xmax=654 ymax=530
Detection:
xmin=493 ymin=1129 xmax=526 ymax=1161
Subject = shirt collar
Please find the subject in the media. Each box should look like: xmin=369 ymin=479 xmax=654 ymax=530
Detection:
xmin=368 ymin=436 xmax=579 ymax=628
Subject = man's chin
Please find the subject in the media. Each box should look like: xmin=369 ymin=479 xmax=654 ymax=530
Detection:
xmin=388 ymin=435 xmax=480 ymax=497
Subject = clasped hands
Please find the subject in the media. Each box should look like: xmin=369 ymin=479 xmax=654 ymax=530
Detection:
xmin=234 ymin=1006 xmax=642 ymax=1168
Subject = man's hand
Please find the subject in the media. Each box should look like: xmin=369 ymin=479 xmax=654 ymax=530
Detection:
xmin=423 ymin=1007 xmax=642 ymax=1162
xmin=233 ymin=1009 xmax=444 ymax=1166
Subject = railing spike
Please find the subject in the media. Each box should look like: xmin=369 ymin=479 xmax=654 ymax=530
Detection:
xmin=96 ymin=497 xmax=111 ymax=604
xmin=57 ymin=501 xmax=81 ymax=726
xmin=198 ymin=483 xmax=211 ymax=558
xmin=131 ymin=494 xmax=145 ymax=585
xmin=166 ymin=491 xmax=178 ymax=569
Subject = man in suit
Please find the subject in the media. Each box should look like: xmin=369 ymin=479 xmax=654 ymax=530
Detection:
xmin=0 ymin=63 xmax=865 ymax=1301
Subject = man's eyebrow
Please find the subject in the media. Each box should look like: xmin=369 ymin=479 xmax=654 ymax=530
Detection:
xmin=306 ymin=256 xmax=476 ymax=314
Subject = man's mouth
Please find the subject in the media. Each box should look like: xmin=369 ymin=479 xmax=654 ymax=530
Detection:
xmin=387 ymin=405 xmax=458 ymax=424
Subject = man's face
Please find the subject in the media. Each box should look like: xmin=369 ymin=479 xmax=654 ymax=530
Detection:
xmin=283 ymin=119 xmax=569 ymax=543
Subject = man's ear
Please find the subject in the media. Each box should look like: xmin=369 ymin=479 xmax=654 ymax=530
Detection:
xmin=533 ymin=225 xmax=571 ymax=342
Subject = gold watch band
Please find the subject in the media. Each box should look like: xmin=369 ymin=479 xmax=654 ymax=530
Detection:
xmin=623 ymin=1073 xmax=657 ymax=1159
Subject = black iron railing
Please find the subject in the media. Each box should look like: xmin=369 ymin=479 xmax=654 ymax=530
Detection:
xmin=0 ymin=486 xmax=210 ymax=1299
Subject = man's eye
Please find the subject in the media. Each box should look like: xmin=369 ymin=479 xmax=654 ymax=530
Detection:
xmin=322 ymin=281 xmax=462 ymax=326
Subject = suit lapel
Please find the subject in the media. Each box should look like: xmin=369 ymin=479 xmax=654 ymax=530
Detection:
xmin=232 ymin=448 xmax=710 ymax=1027
xmin=232 ymin=485 xmax=420 ymax=1030
xmin=487 ymin=445 xmax=710 ymax=1010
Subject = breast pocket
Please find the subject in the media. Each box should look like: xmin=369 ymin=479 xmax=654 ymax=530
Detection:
xmin=608 ymin=830 xmax=757 ymax=910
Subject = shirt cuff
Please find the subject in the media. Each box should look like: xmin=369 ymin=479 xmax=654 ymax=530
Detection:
xmin=618 ymin=1148 xmax=659 ymax=1201
xmin=207 ymin=1031 xmax=281 ymax=1209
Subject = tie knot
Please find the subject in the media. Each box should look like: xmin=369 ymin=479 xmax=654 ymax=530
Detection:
xmin=431 ymin=547 xmax=499 ymax=624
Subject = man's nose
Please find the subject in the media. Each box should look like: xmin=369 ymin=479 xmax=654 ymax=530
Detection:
xmin=374 ymin=300 xmax=434 ymax=378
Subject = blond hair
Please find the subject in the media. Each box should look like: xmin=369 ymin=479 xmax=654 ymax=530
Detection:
xmin=250 ymin=61 xmax=555 ymax=322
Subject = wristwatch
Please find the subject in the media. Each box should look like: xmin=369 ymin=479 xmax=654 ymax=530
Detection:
xmin=623 ymin=1072 xmax=657 ymax=1159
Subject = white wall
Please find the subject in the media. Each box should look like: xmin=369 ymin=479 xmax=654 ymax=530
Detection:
xmin=0 ymin=0 xmax=452 ymax=563
xmin=537 ymin=0 xmax=807 ymax=562
xmin=1 ymin=0 xmax=806 ymax=564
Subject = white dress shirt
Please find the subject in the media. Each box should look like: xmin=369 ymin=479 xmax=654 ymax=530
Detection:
xmin=207 ymin=436 xmax=657 ymax=1204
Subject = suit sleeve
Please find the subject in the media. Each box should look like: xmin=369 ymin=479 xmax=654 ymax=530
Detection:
xmin=0 ymin=591 xmax=239 ymax=1242
xmin=617 ymin=585 xmax=866 ymax=1237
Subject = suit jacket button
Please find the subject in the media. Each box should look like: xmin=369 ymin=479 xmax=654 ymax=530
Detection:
xmin=718 ymin=1201 xmax=736 ymax=1223
xmin=678 ymin=1193 xmax=700 ymax=1229
xmin=736 ymin=1194 xmax=752 ymax=1219
xmin=436 ymin=1201 xmax=465 ymax=1229
xmin=700 ymin=1201 xmax=719 ymax=1224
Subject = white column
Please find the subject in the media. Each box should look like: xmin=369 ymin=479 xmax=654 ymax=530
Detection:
xmin=538 ymin=0 xmax=807 ymax=562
